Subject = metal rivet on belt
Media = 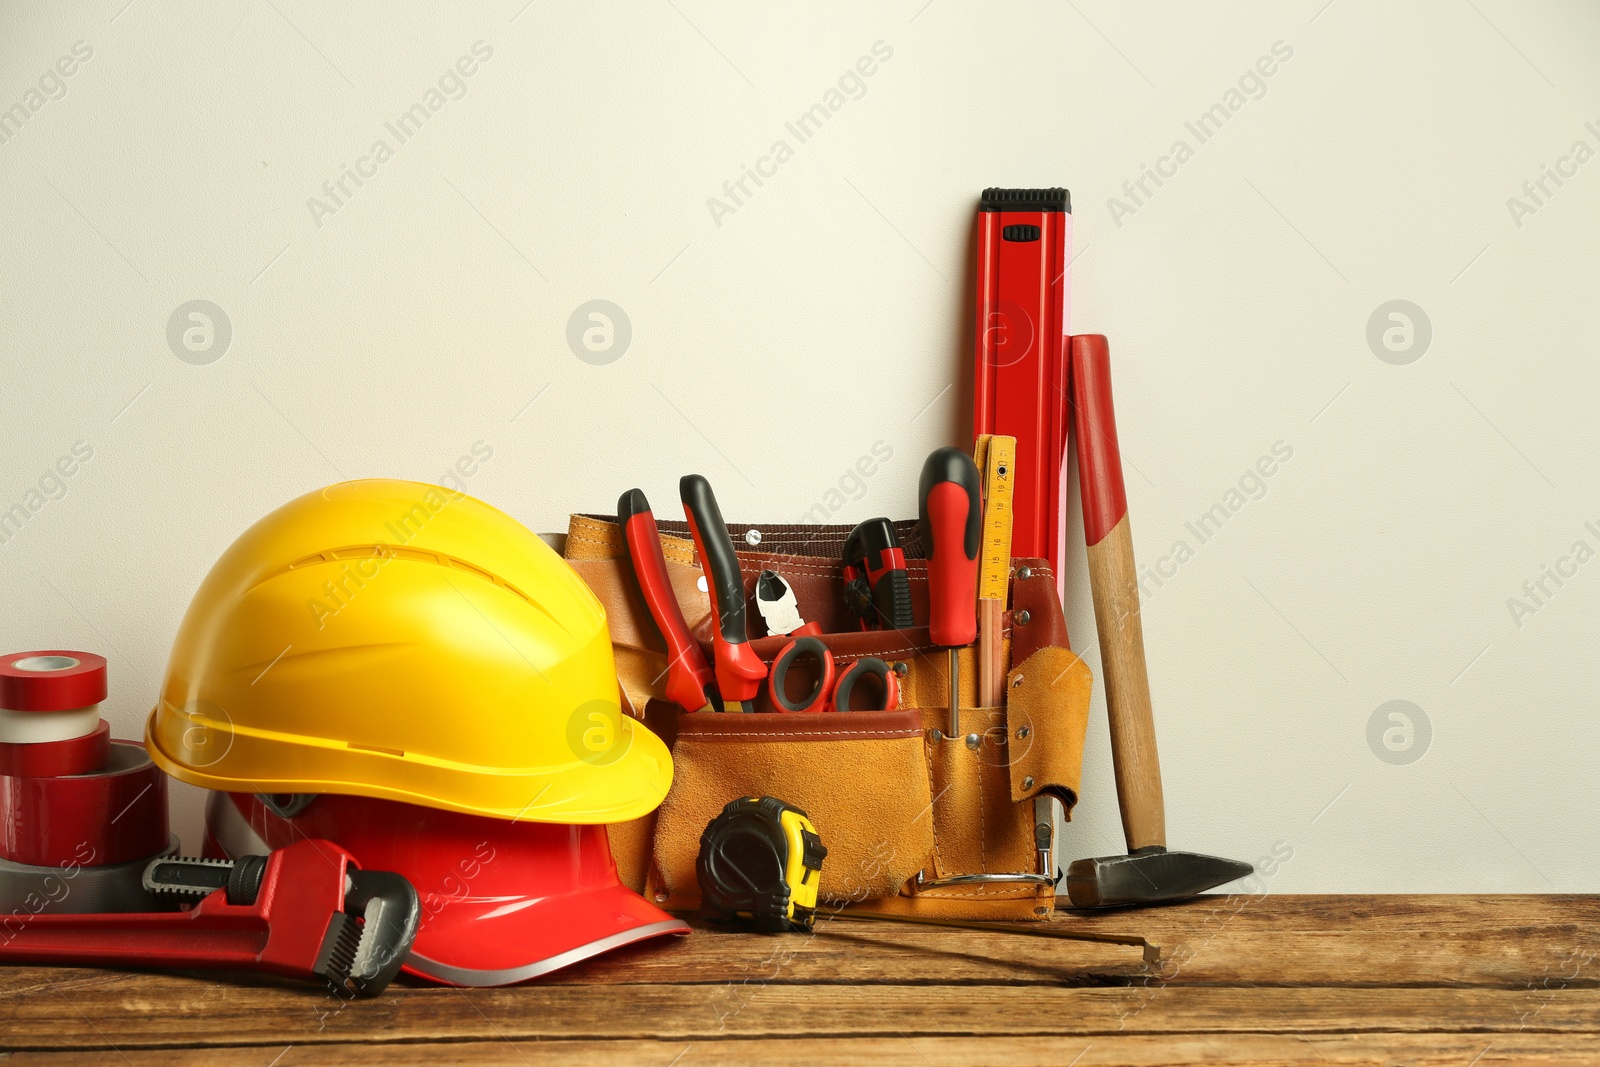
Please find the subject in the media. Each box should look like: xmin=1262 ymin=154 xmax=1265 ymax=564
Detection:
xmin=1022 ymin=775 xmax=1035 ymax=790
xmin=1016 ymin=566 xmax=1032 ymax=580
xmin=1014 ymin=609 xmax=1031 ymax=626
xmin=654 ymin=890 xmax=669 ymax=902
xmin=965 ymin=733 xmax=981 ymax=750
xmin=744 ymin=528 xmax=762 ymax=546
xmin=1011 ymin=674 xmax=1024 ymax=688
xmin=929 ymin=729 xmax=945 ymax=743
xmin=1016 ymin=725 xmax=1031 ymax=740
xmin=892 ymin=661 xmax=908 ymax=676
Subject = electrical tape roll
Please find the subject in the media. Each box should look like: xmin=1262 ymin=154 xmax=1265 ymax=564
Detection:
xmin=0 ymin=651 xmax=107 ymax=715
xmin=0 ymin=720 xmax=111 ymax=778
xmin=0 ymin=649 xmax=174 ymax=913
xmin=0 ymin=835 xmax=180 ymax=917
xmin=0 ymin=741 xmax=169 ymax=867
xmin=0 ymin=651 xmax=108 ymax=776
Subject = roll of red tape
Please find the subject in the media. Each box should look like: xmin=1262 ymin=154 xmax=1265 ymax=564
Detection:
xmin=0 ymin=741 xmax=168 ymax=867
xmin=0 ymin=719 xmax=111 ymax=778
xmin=0 ymin=651 xmax=108 ymax=712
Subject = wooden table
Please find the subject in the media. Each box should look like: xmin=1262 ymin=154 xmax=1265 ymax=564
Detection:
xmin=2 ymin=896 xmax=1595 ymax=1065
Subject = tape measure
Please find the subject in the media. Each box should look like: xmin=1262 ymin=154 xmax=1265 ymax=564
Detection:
xmin=693 ymin=795 xmax=1159 ymax=959
xmin=974 ymin=434 xmax=1017 ymax=601
xmin=696 ymin=796 xmax=826 ymax=932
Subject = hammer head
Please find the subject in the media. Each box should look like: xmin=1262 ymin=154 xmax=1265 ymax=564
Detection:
xmin=1064 ymin=847 xmax=1253 ymax=909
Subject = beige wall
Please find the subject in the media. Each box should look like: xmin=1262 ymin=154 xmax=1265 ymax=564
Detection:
xmin=2 ymin=0 xmax=1596 ymax=891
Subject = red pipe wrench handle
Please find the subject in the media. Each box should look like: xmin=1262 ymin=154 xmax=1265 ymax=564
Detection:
xmin=618 ymin=489 xmax=719 ymax=714
xmin=0 ymin=841 xmax=353 ymax=983
xmin=680 ymin=475 xmax=766 ymax=711
xmin=0 ymin=908 xmax=275 ymax=971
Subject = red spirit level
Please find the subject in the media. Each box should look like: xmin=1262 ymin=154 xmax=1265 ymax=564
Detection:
xmin=971 ymin=187 xmax=1071 ymax=584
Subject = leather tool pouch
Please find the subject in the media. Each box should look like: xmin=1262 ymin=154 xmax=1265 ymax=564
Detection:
xmin=565 ymin=514 xmax=1092 ymax=921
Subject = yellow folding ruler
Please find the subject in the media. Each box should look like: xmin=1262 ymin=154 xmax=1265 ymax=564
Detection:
xmin=972 ymin=433 xmax=1016 ymax=706
xmin=973 ymin=434 xmax=1016 ymax=601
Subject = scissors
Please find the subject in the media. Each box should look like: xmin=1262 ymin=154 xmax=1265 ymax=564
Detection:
xmin=766 ymin=637 xmax=899 ymax=713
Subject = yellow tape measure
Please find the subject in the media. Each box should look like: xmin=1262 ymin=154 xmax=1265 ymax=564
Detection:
xmin=973 ymin=434 xmax=1016 ymax=602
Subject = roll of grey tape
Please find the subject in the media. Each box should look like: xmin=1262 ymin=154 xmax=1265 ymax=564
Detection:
xmin=0 ymin=835 xmax=180 ymax=916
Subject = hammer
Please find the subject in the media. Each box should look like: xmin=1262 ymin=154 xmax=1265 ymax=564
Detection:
xmin=1063 ymin=335 xmax=1252 ymax=908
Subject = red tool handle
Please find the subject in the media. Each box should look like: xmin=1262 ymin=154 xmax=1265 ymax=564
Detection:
xmin=0 ymin=841 xmax=349 ymax=982
xmin=832 ymin=657 xmax=899 ymax=713
xmin=767 ymin=640 xmax=900 ymax=714
xmin=767 ymin=637 xmax=836 ymax=713
xmin=918 ymin=447 xmax=982 ymax=648
xmin=1070 ymin=333 xmax=1166 ymax=851
xmin=0 ymin=908 xmax=279 ymax=971
xmin=1070 ymin=334 xmax=1129 ymax=547
xmin=618 ymin=489 xmax=718 ymax=714
xmin=680 ymin=475 xmax=766 ymax=710
xmin=842 ymin=518 xmax=914 ymax=631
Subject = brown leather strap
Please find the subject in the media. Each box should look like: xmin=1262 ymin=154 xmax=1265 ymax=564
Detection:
xmin=676 ymin=707 xmax=923 ymax=742
xmin=578 ymin=514 xmax=927 ymax=560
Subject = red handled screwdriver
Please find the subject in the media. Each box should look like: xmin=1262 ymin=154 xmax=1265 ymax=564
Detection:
xmin=918 ymin=447 xmax=982 ymax=740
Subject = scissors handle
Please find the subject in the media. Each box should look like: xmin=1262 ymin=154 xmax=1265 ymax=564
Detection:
xmin=768 ymin=637 xmax=835 ymax=713
xmin=833 ymin=657 xmax=899 ymax=714
xmin=767 ymin=638 xmax=899 ymax=713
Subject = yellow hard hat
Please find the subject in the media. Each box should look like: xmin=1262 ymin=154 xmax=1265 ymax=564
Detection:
xmin=146 ymin=479 xmax=670 ymax=824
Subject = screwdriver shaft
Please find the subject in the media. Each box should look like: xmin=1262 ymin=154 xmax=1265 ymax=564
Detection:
xmin=948 ymin=648 xmax=960 ymax=739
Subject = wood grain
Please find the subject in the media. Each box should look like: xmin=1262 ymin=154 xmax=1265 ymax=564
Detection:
xmin=542 ymin=894 xmax=1600 ymax=988
xmin=0 ymin=896 xmax=1594 ymax=1064
xmin=7 ymin=1035 xmax=1600 ymax=1067
xmin=1084 ymin=514 xmax=1165 ymax=849
xmin=3 ymin=981 xmax=1598 ymax=1048
xmin=978 ymin=595 xmax=1005 ymax=706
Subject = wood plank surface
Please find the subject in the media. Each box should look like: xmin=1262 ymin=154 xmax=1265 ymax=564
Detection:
xmin=0 ymin=896 xmax=1594 ymax=1065
xmin=7 ymin=1034 xmax=1600 ymax=1067
xmin=3 ymin=983 xmax=1597 ymax=1047
xmin=541 ymin=894 xmax=1600 ymax=988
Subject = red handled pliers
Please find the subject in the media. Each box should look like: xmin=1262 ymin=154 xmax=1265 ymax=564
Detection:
xmin=618 ymin=488 xmax=722 ymax=715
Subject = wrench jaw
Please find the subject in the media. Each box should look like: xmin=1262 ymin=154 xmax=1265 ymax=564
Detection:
xmin=313 ymin=911 xmax=368 ymax=998
xmin=257 ymin=843 xmax=421 ymax=998
xmin=338 ymin=868 xmax=421 ymax=997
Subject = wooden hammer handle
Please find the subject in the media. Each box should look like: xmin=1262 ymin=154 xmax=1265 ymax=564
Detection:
xmin=1071 ymin=335 xmax=1166 ymax=851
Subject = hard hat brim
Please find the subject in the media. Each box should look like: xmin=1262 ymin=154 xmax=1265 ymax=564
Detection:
xmin=149 ymin=707 xmax=673 ymax=824
xmin=207 ymin=791 xmax=690 ymax=987
xmin=405 ymin=892 xmax=689 ymax=987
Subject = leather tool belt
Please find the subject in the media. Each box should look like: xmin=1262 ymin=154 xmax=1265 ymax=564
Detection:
xmin=565 ymin=514 xmax=1092 ymax=922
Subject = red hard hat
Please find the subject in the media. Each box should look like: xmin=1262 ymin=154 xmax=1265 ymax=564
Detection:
xmin=205 ymin=791 xmax=687 ymax=986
